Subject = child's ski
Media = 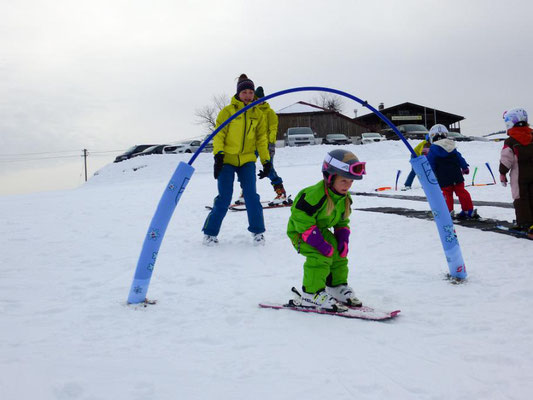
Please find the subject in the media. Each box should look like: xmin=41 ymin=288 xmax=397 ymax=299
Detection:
xmin=258 ymin=302 xmax=400 ymax=321
xmin=495 ymin=225 xmax=533 ymax=239
xmin=207 ymin=196 xmax=293 ymax=211
xmin=229 ymin=200 xmax=293 ymax=211
xmin=205 ymin=200 xmax=270 ymax=211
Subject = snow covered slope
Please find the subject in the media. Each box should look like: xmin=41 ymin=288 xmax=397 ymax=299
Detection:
xmin=1 ymin=141 xmax=532 ymax=400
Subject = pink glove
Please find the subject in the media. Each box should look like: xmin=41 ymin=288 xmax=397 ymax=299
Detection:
xmin=334 ymin=227 xmax=350 ymax=258
xmin=500 ymin=174 xmax=508 ymax=187
xmin=462 ymin=168 xmax=470 ymax=175
xmin=301 ymin=225 xmax=333 ymax=257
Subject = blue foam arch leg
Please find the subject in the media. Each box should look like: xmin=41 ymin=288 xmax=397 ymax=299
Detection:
xmin=127 ymin=162 xmax=195 ymax=303
xmin=411 ymin=156 xmax=467 ymax=279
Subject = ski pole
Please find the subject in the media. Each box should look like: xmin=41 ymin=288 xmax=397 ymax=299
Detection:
xmin=485 ymin=162 xmax=496 ymax=184
xmin=395 ymin=170 xmax=401 ymax=191
xmin=470 ymin=166 xmax=478 ymax=186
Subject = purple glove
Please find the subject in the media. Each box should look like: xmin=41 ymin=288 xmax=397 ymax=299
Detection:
xmin=301 ymin=225 xmax=333 ymax=257
xmin=462 ymin=168 xmax=470 ymax=175
xmin=334 ymin=227 xmax=350 ymax=258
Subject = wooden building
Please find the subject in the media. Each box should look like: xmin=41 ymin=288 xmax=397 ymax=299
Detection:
xmin=353 ymin=102 xmax=465 ymax=133
xmin=276 ymin=101 xmax=368 ymax=141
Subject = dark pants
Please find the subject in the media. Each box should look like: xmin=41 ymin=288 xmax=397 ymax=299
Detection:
xmin=203 ymin=162 xmax=265 ymax=236
xmin=514 ymin=182 xmax=533 ymax=228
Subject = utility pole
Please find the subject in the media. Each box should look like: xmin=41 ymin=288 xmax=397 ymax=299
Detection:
xmin=83 ymin=149 xmax=88 ymax=181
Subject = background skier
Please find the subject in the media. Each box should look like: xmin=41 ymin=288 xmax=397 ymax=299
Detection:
xmin=426 ymin=124 xmax=478 ymax=219
xmin=499 ymin=108 xmax=533 ymax=236
xmin=234 ymin=86 xmax=291 ymax=206
xmin=402 ymin=136 xmax=431 ymax=190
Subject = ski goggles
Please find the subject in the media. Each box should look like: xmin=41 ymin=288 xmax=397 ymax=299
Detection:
xmin=324 ymin=154 xmax=366 ymax=177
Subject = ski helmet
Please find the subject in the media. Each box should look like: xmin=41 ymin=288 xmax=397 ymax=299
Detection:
xmin=428 ymin=124 xmax=449 ymax=143
xmin=503 ymin=108 xmax=528 ymax=129
xmin=322 ymin=149 xmax=366 ymax=182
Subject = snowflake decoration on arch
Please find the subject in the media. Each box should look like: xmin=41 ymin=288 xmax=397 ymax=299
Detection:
xmin=148 ymin=229 xmax=160 ymax=241
xmin=443 ymin=225 xmax=457 ymax=243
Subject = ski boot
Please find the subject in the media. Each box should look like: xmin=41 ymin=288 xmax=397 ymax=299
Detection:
xmin=252 ymin=232 xmax=265 ymax=246
xmin=291 ymin=287 xmax=347 ymax=312
xmin=456 ymin=209 xmax=480 ymax=220
xmin=269 ymin=184 xmax=292 ymax=206
xmin=326 ymin=284 xmax=362 ymax=307
xmin=234 ymin=191 xmax=245 ymax=205
xmin=203 ymin=235 xmax=219 ymax=246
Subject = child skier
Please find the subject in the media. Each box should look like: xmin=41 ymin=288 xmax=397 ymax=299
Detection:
xmin=402 ymin=136 xmax=431 ymax=190
xmin=499 ymin=108 xmax=533 ymax=235
xmin=426 ymin=124 xmax=478 ymax=220
xmin=287 ymin=149 xmax=365 ymax=312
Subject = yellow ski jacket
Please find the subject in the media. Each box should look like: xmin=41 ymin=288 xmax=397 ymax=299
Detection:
xmin=213 ymin=96 xmax=270 ymax=167
xmin=257 ymin=101 xmax=279 ymax=144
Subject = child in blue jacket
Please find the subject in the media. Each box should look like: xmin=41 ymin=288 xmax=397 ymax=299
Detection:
xmin=426 ymin=124 xmax=478 ymax=220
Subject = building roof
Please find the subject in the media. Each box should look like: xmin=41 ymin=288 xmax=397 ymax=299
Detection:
xmin=276 ymin=101 xmax=331 ymax=114
xmin=354 ymin=102 xmax=464 ymax=124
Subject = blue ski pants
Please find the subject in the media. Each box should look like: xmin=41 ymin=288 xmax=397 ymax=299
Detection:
xmin=404 ymin=168 xmax=417 ymax=187
xmin=203 ymin=162 xmax=265 ymax=236
xmin=268 ymin=154 xmax=283 ymax=187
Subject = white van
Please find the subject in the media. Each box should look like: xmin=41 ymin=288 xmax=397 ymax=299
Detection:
xmin=284 ymin=127 xmax=317 ymax=147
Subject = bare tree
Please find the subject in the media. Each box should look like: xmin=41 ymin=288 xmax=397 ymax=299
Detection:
xmin=194 ymin=94 xmax=230 ymax=133
xmin=312 ymin=93 xmax=344 ymax=113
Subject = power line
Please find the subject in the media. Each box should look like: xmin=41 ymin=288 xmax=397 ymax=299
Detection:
xmin=0 ymin=148 xmax=125 ymax=162
xmin=0 ymin=149 xmax=82 ymax=157
xmin=0 ymin=148 xmax=126 ymax=158
xmin=0 ymin=154 xmax=83 ymax=163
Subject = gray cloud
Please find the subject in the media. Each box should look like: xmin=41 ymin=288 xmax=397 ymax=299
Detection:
xmin=1 ymin=0 xmax=532 ymax=190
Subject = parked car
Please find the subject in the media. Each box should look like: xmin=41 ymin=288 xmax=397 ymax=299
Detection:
xmin=114 ymin=144 xmax=158 ymax=162
xmin=284 ymin=127 xmax=317 ymax=147
xmin=483 ymin=131 xmax=508 ymax=142
xmin=173 ymin=140 xmax=202 ymax=153
xmin=447 ymin=131 xmax=474 ymax=142
xmin=322 ymin=133 xmax=351 ymax=145
xmin=202 ymin=135 xmax=214 ymax=153
xmin=360 ymin=132 xmax=386 ymax=144
xmin=131 ymin=144 xmax=168 ymax=157
xmin=161 ymin=145 xmax=186 ymax=154
xmin=131 ymin=144 xmax=194 ymax=157
xmin=383 ymin=124 xmax=429 ymax=140
xmin=466 ymin=135 xmax=489 ymax=142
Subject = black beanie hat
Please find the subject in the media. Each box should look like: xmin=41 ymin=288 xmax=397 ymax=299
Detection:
xmin=255 ymin=86 xmax=265 ymax=98
xmin=236 ymin=74 xmax=255 ymax=95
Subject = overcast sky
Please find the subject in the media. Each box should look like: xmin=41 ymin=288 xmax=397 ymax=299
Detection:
xmin=1 ymin=0 xmax=532 ymax=194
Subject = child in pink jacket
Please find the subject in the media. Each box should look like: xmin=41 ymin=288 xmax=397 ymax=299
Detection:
xmin=499 ymin=108 xmax=533 ymax=235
